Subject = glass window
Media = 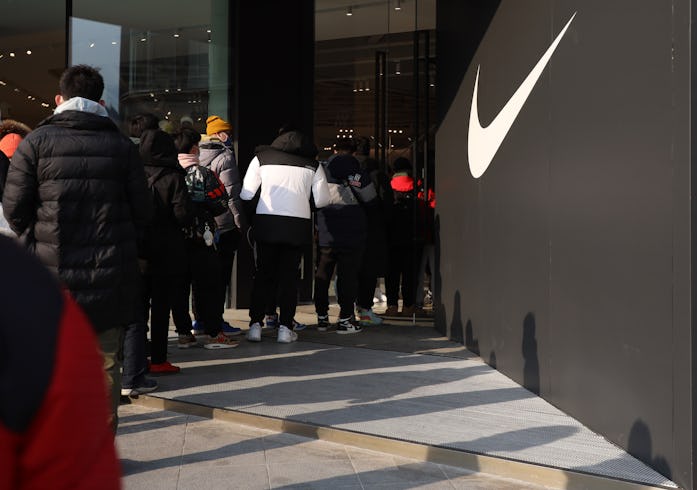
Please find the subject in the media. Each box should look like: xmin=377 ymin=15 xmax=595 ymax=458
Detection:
xmin=314 ymin=0 xmax=435 ymax=176
xmin=71 ymin=0 xmax=230 ymax=134
xmin=0 ymin=0 xmax=67 ymax=127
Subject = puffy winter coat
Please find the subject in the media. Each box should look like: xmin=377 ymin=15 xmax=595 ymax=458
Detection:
xmin=241 ymin=130 xmax=329 ymax=246
xmin=2 ymin=110 xmax=152 ymax=331
xmin=198 ymin=140 xmax=247 ymax=232
xmin=0 ymin=236 xmax=120 ymax=489
xmin=316 ymin=153 xmax=377 ymax=248
xmin=139 ymin=129 xmax=194 ymax=274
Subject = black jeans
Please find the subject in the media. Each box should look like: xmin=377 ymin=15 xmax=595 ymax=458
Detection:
xmin=385 ymin=243 xmax=423 ymax=308
xmin=190 ymin=241 xmax=224 ymax=336
xmin=249 ymin=241 xmax=303 ymax=327
xmin=216 ymin=229 xmax=240 ymax=314
xmin=122 ymin=271 xmax=150 ymax=387
xmin=314 ymin=246 xmax=364 ymax=319
xmin=150 ymin=272 xmax=190 ymax=364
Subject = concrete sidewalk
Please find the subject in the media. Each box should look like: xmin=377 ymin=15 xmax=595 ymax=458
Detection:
xmin=118 ymin=305 xmax=678 ymax=490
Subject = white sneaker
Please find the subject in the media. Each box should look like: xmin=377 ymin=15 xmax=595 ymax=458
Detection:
xmin=247 ymin=322 xmax=262 ymax=342
xmin=277 ymin=325 xmax=298 ymax=343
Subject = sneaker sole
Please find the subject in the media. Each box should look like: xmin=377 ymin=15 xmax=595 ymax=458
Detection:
xmin=222 ymin=331 xmax=244 ymax=337
xmin=128 ymin=385 xmax=158 ymax=396
xmin=204 ymin=343 xmax=239 ymax=349
xmin=277 ymin=337 xmax=297 ymax=343
xmin=337 ymin=329 xmax=362 ymax=335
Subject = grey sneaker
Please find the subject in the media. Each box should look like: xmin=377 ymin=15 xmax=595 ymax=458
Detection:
xmin=178 ymin=333 xmax=198 ymax=349
xmin=121 ymin=377 xmax=158 ymax=396
xmin=317 ymin=315 xmax=329 ymax=332
xmin=277 ymin=325 xmax=298 ymax=343
xmin=247 ymin=322 xmax=262 ymax=342
xmin=337 ymin=317 xmax=362 ymax=335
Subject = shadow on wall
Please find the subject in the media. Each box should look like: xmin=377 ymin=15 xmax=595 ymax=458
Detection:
xmin=627 ymin=419 xmax=672 ymax=481
xmin=522 ymin=312 xmax=540 ymax=395
xmin=433 ymin=214 xmax=446 ymax=336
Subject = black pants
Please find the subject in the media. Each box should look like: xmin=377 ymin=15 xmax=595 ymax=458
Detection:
xmin=314 ymin=246 xmax=364 ymax=319
xmin=190 ymin=242 xmax=224 ymax=336
xmin=249 ymin=241 xmax=303 ymax=327
xmin=150 ymin=272 xmax=190 ymax=364
xmin=216 ymin=229 xmax=240 ymax=313
xmin=385 ymin=243 xmax=423 ymax=308
xmin=122 ymin=270 xmax=150 ymax=386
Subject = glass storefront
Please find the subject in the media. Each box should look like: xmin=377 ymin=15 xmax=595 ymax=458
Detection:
xmin=0 ymin=0 xmax=67 ymax=127
xmin=314 ymin=0 xmax=436 ymax=186
xmin=70 ymin=0 xmax=231 ymax=135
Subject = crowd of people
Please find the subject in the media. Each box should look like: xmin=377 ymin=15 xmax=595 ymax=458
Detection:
xmin=0 ymin=64 xmax=435 ymax=486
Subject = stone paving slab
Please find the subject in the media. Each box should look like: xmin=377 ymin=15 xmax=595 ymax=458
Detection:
xmin=117 ymin=404 xmax=555 ymax=489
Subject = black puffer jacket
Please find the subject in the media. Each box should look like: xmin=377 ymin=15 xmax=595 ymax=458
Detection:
xmin=1 ymin=110 xmax=152 ymax=331
xmin=139 ymin=129 xmax=194 ymax=274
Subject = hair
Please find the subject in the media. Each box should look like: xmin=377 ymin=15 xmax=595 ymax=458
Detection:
xmin=392 ymin=156 xmax=412 ymax=173
xmin=333 ymin=138 xmax=356 ymax=154
xmin=278 ymin=122 xmax=297 ymax=136
xmin=173 ymin=127 xmax=201 ymax=154
xmin=59 ymin=64 xmax=105 ymax=102
xmin=128 ymin=113 xmax=160 ymax=138
xmin=354 ymin=136 xmax=370 ymax=156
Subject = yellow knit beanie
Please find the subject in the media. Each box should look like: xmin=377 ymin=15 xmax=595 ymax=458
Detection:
xmin=206 ymin=115 xmax=233 ymax=136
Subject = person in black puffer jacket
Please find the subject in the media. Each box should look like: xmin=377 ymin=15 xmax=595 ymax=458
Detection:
xmin=1 ymin=65 xmax=152 ymax=430
xmin=134 ymin=127 xmax=196 ymax=376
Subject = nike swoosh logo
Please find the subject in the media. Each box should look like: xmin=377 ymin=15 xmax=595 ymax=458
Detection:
xmin=468 ymin=12 xmax=576 ymax=178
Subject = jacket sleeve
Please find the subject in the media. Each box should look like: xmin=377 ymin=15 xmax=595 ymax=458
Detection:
xmin=240 ymin=156 xmax=261 ymax=200
xmin=204 ymin=169 xmax=229 ymax=217
xmin=312 ymin=164 xmax=330 ymax=209
xmin=216 ymin=150 xmax=248 ymax=230
xmin=15 ymin=292 xmax=121 ymax=489
xmin=2 ymin=137 xmax=38 ymax=236
xmin=0 ymin=151 xmax=9 ymax=201
xmin=351 ymin=170 xmax=378 ymax=204
xmin=125 ymin=143 xmax=153 ymax=233
xmin=171 ymin=173 xmax=195 ymax=228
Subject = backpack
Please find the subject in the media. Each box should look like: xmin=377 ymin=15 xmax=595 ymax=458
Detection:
xmin=184 ymin=165 xmax=229 ymax=247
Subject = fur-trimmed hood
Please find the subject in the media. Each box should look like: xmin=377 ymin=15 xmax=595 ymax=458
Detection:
xmin=0 ymin=119 xmax=31 ymax=139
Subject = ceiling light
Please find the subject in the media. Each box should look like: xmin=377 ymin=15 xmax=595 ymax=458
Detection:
xmin=26 ymin=50 xmax=32 ymax=55
xmin=346 ymin=6 xmax=353 ymax=16
xmin=395 ymin=0 xmax=402 ymax=10
xmin=395 ymin=61 xmax=401 ymax=75
xmin=9 ymin=52 xmax=15 ymax=57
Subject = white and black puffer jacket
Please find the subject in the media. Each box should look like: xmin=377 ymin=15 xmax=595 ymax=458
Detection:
xmin=241 ymin=131 xmax=329 ymax=246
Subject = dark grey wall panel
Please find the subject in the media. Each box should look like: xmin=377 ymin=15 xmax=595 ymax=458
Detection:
xmin=435 ymin=1 xmax=693 ymax=488
xmin=230 ymin=0 xmax=315 ymax=308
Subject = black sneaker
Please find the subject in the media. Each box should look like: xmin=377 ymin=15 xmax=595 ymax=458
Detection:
xmin=337 ymin=317 xmax=362 ymax=335
xmin=317 ymin=315 xmax=330 ymax=331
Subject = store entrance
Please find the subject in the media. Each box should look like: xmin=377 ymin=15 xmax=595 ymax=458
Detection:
xmin=314 ymin=0 xmax=436 ymax=315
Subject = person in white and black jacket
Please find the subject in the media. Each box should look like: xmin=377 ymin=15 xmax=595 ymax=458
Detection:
xmin=314 ymin=146 xmax=378 ymax=334
xmin=241 ymin=128 xmax=329 ymax=343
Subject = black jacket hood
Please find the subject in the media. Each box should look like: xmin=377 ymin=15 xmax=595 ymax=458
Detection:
xmin=139 ymin=129 xmax=181 ymax=171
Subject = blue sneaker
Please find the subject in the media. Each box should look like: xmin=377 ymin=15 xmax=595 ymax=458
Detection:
xmin=221 ymin=321 xmax=243 ymax=336
xmin=292 ymin=319 xmax=307 ymax=331
xmin=264 ymin=314 xmax=279 ymax=330
xmin=191 ymin=320 xmax=205 ymax=336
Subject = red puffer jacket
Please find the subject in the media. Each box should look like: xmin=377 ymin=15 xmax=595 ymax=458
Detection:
xmin=0 ymin=236 xmax=120 ymax=490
